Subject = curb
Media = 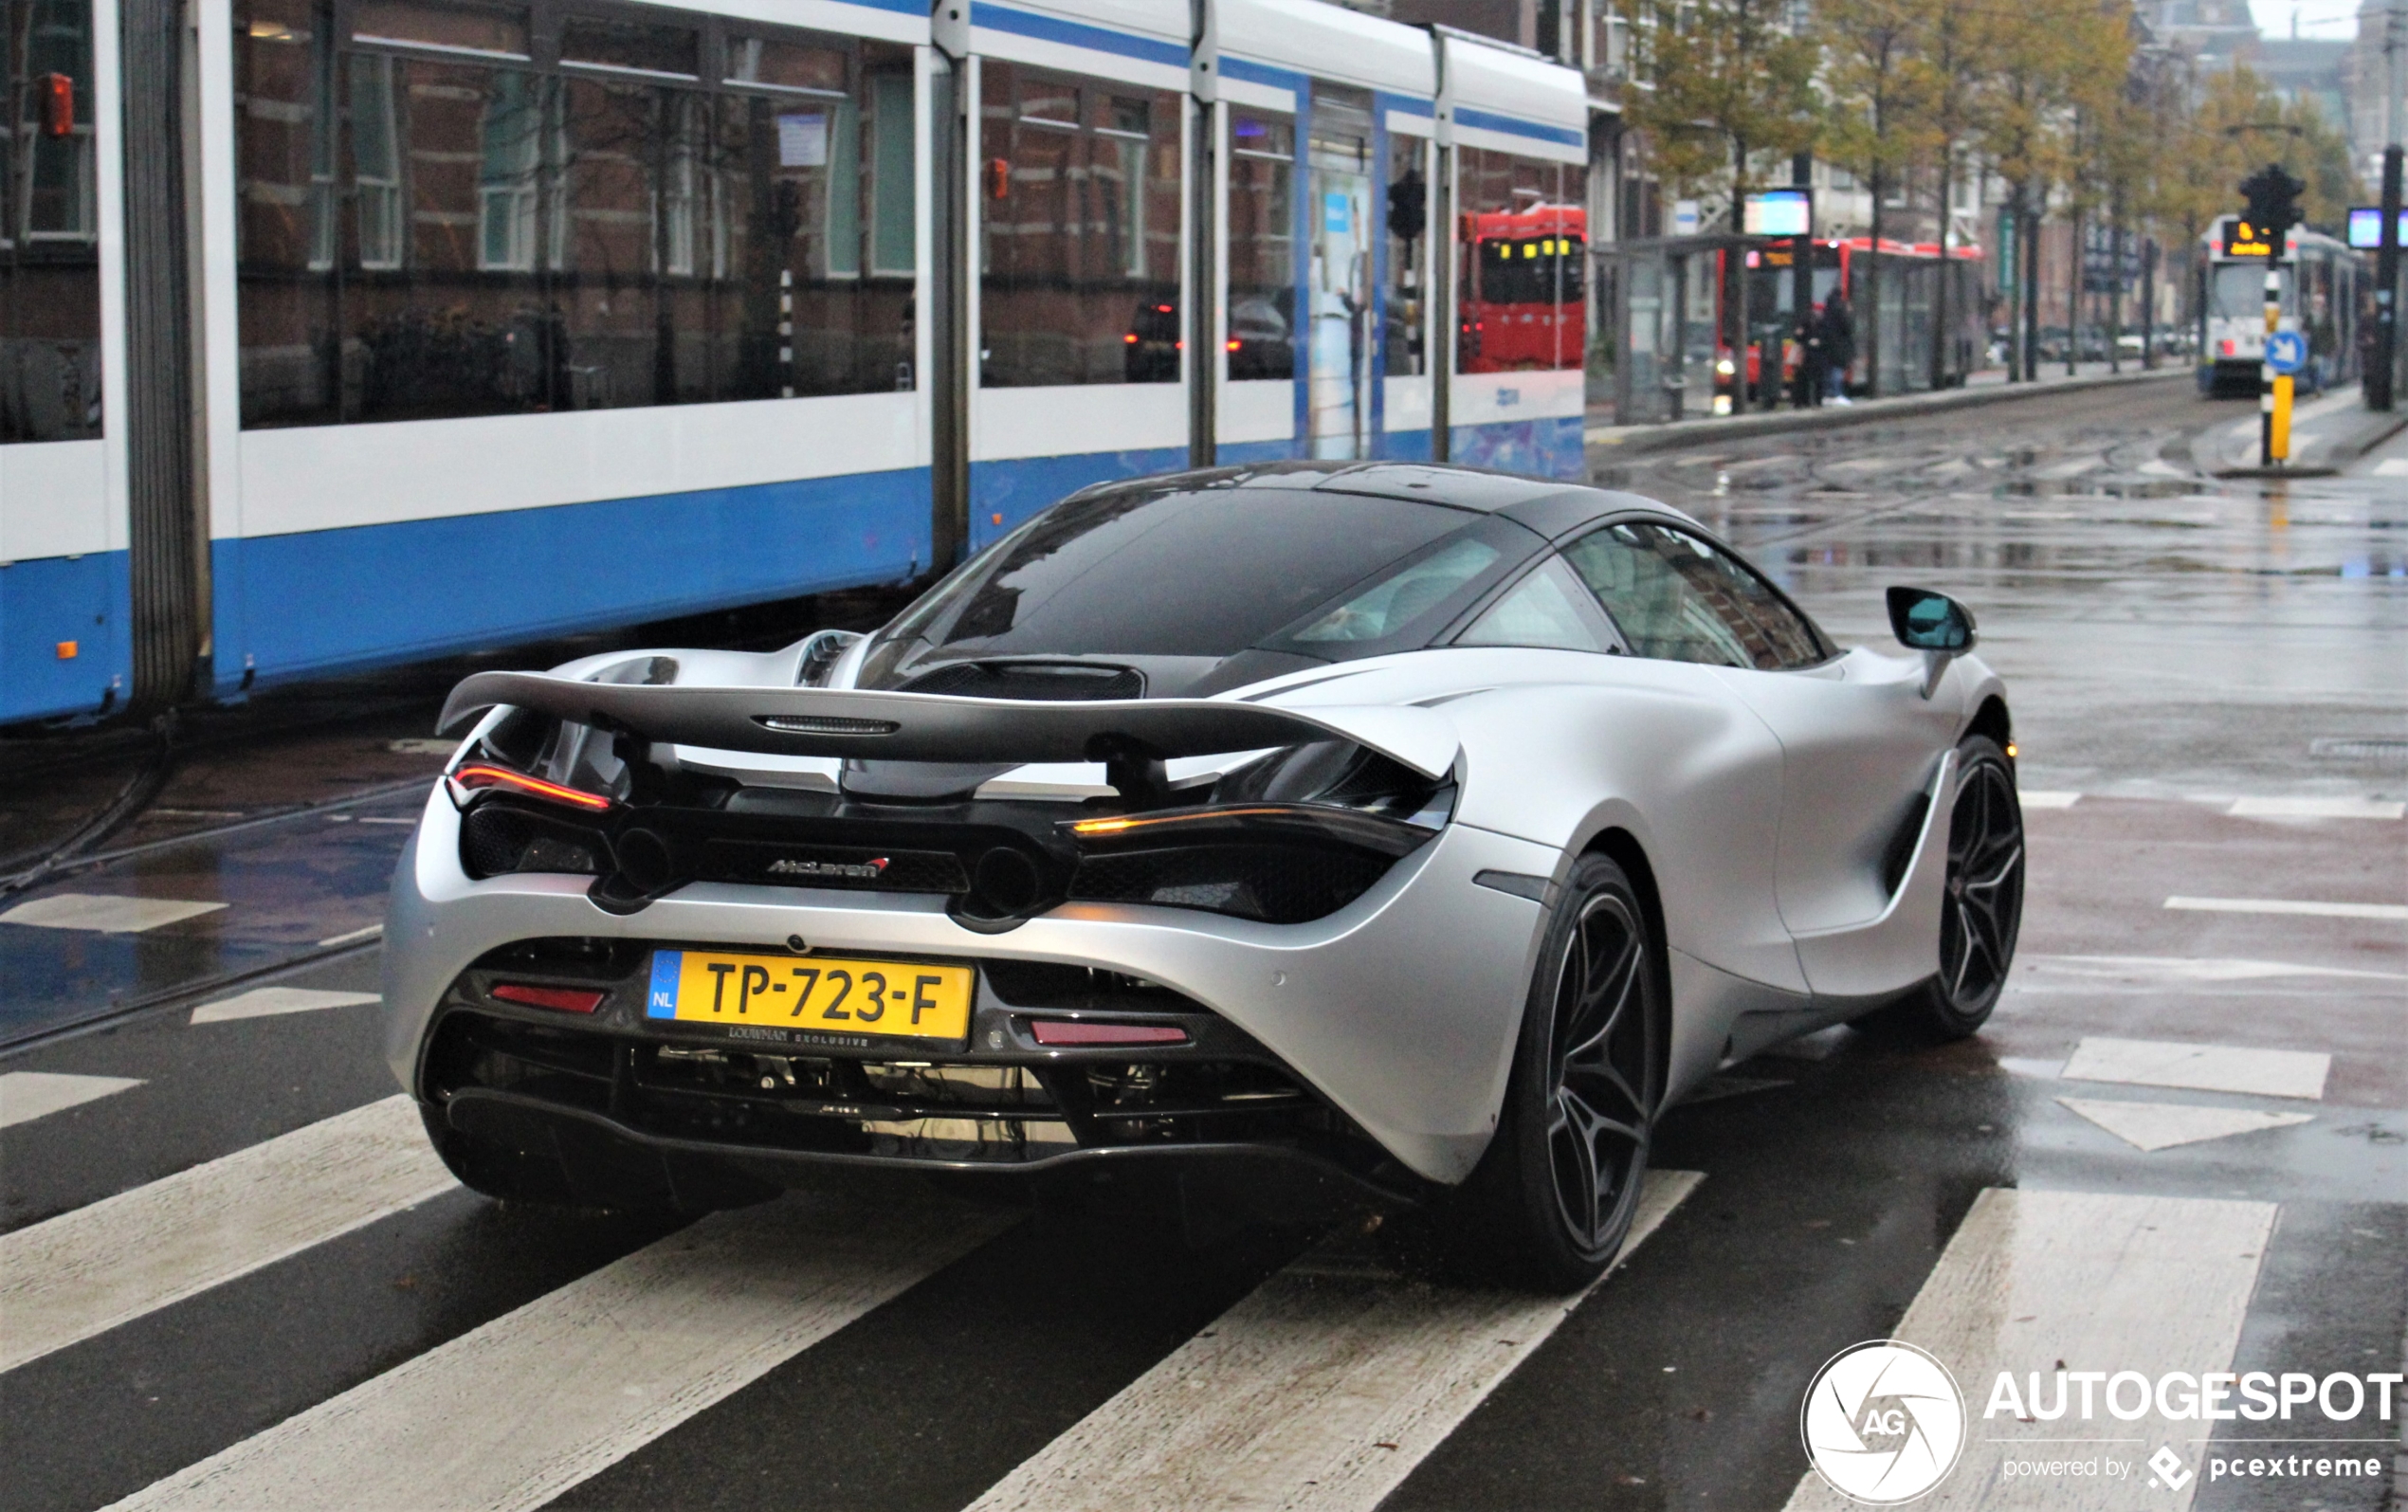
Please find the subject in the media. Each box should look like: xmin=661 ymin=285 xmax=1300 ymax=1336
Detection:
xmin=1584 ymin=368 xmax=2190 ymax=457
xmin=2191 ymin=392 xmax=2408 ymax=478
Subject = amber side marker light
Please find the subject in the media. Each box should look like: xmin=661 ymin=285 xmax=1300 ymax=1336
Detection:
xmin=2005 ymin=742 xmax=2018 ymax=759
xmin=449 ymin=762 xmax=613 ymax=812
xmin=1070 ymin=807 xmax=1294 ymax=837
xmin=492 ymin=983 xmax=606 ymax=1013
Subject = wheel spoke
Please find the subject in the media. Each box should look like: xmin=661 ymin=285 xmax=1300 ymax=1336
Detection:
xmin=1564 ymin=940 xmax=1639 ymax=1065
xmin=1566 ymin=1059 xmax=1644 ymax=1125
xmin=1553 ymin=1090 xmax=1602 ymax=1242
xmin=1949 ymin=900 xmax=1980 ymax=996
xmin=1965 ymin=841 xmax=2023 ymax=892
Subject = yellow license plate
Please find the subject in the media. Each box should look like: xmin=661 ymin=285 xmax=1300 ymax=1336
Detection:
xmin=645 ymin=950 xmax=976 ymax=1044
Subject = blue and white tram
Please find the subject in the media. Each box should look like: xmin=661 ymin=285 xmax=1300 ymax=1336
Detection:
xmin=0 ymin=0 xmax=1589 ymax=726
xmin=2196 ymin=217 xmax=2364 ymax=399
xmin=3 ymin=0 xmax=129 ymax=720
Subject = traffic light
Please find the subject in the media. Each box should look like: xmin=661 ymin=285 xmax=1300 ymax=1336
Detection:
xmin=2237 ymin=163 xmax=2306 ymax=252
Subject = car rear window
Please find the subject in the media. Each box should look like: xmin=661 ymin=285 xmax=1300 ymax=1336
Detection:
xmin=885 ymin=484 xmax=1515 ymax=659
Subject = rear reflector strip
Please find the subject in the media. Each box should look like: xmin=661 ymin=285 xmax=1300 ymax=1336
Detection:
xmin=1029 ymin=1019 xmax=1189 ymax=1047
xmin=492 ymin=983 xmax=607 ymax=1013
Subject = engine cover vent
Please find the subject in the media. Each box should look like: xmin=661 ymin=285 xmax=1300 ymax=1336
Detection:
xmin=898 ymin=661 xmax=1143 ymax=701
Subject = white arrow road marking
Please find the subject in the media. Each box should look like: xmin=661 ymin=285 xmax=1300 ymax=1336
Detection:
xmin=2226 ymin=796 xmax=2405 ymax=820
xmin=2061 ymin=1037 xmax=2330 ymax=1101
xmin=100 ymin=1191 xmax=1015 ymax=1512
xmin=2164 ymin=896 xmax=2408 ymax=921
xmin=2017 ymin=955 xmax=2408 ymax=983
xmin=2054 ymin=1097 xmax=2315 ymax=1153
xmin=966 ymin=1169 xmax=1702 ymax=1512
xmin=0 ymin=894 xmax=228 ymax=933
xmin=189 ymin=988 xmax=381 ymax=1025
xmin=1780 ymin=1189 xmax=2275 ymax=1511
xmin=0 ymin=1096 xmax=454 ymax=1373
xmin=0 ymin=1071 xmax=145 ymax=1130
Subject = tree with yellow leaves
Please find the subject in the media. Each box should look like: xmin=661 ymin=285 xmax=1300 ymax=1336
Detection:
xmin=1815 ymin=0 xmax=1940 ymax=396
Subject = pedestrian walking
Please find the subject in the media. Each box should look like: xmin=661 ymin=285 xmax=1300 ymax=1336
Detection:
xmin=1797 ymin=302 xmax=1826 ymax=408
xmin=1822 ymin=294 xmax=1855 ymax=405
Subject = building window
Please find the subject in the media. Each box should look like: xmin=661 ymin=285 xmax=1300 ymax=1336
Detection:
xmin=978 ymin=59 xmax=1181 ymax=388
xmin=2 ymin=0 xmax=103 ymax=441
xmin=234 ymin=0 xmax=916 ymax=428
xmin=1455 ymin=147 xmax=1582 ymax=373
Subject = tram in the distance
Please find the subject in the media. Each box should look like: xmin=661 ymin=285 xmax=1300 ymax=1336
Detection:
xmin=2197 ymin=217 xmax=2364 ymax=398
xmin=0 ymin=0 xmax=1587 ymax=726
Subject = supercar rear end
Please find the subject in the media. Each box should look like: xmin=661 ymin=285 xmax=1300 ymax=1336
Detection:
xmin=439 ymin=701 xmax=1454 ymax=928
xmin=391 ymin=688 xmax=1478 ymax=1211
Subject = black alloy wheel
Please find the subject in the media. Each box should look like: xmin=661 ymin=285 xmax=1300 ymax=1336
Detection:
xmin=1867 ymin=734 xmax=2025 ymax=1043
xmin=1443 ymin=851 xmax=1661 ymax=1292
xmin=1543 ymin=884 xmax=1658 ymax=1256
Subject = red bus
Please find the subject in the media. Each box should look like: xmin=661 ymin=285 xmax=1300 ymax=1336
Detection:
xmin=1458 ymin=205 xmax=1586 ymax=372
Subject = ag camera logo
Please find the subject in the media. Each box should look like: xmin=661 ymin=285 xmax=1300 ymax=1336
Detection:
xmin=1802 ymin=1340 xmax=1967 ymax=1504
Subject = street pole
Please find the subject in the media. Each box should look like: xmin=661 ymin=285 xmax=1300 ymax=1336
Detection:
xmin=2142 ymin=238 xmax=2156 ymax=369
xmin=1792 ymin=152 xmax=1814 ymax=410
xmin=2372 ymin=0 xmax=2403 ymax=411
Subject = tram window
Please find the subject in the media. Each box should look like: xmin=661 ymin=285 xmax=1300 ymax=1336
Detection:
xmin=2208 ymin=264 xmax=2290 ymax=319
xmin=1226 ymin=110 xmax=1293 ymax=382
xmin=234 ymin=3 xmax=915 ymax=428
xmin=1384 ymin=134 xmax=1426 ymax=377
xmin=1453 ymin=148 xmax=1581 ymax=374
xmin=3 ymin=0 xmax=104 ymax=443
xmin=350 ymin=0 xmax=527 ymax=57
xmin=725 ymin=35 xmax=844 ymax=94
xmin=978 ymin=59 xmax=1181 ymax=388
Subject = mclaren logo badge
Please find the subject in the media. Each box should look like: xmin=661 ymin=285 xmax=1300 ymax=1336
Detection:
xmin=766 ymin=855 xmax=890 ymax=881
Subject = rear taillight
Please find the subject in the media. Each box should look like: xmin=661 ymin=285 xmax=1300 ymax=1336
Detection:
xmin=491 ymin=983 xmax=605 ymax=1012
xmin=448 ymin=762 xmax=612 ymax=812
xmin=1029 ymin=1020 xmax=1188 ymax=1047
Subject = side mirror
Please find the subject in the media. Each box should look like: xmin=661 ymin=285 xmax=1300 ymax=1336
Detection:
xmin=1886 ymin=587 xmax=1976 ymax=698
xmin=1887 ymin=586 xmax=1976 ymax=652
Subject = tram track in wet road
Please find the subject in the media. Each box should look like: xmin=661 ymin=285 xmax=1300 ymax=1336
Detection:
xmin=2 ymin=380 xmax=2401 ymax=1512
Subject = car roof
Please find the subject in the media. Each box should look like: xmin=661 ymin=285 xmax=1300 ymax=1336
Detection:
xmin=1069 ymin=460 xmax=1692 ymax=541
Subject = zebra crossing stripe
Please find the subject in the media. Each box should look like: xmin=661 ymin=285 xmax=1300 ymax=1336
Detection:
xmin=1779 ymin=1188 xmax=2276 ymax=1511
xmin=0 ymin=1095 xmax=456 ymax=1374
xmin=100 ymin=1191 xmax=1017 ymax=1512
xmin=965 ymin=1169 xmax=1702 ymax=1512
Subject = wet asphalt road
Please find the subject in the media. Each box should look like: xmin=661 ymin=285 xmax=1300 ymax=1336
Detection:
xmin=0 ymin=377 xmax=2400 ymax=1512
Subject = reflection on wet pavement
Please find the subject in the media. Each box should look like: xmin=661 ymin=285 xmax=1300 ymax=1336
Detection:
xmin=1601 ymin=383 xmax=2408 ymax=802
xmin=0 ymin=790 xmax=427 ymax=1046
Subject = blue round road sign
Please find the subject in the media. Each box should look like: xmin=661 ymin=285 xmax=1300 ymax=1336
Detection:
xmin=2264 ymin=331 xmax=2307 ymax=375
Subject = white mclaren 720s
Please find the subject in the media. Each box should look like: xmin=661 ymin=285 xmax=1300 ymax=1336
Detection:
xmin=385 ymin=461 xmax=2025 ymax=1290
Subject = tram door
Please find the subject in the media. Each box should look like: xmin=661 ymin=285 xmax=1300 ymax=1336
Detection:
xmin=1306 ymin=91 xmax=1373 ymax=459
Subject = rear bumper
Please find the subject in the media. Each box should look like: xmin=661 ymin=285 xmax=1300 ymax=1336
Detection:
xmin=430 ymin=1086 xmax=1417 ymax=1222
xmin=384 ymin=788 xmax=1559 ymax=1184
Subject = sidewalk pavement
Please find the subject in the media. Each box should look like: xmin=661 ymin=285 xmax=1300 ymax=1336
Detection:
xmin=2191 ymin=384 xmax=2408 ymax=478
xmin=1585 ymin=362 xmax=2188 ymax=457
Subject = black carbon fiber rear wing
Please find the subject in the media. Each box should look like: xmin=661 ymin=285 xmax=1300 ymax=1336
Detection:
xmin=437 ymin=672 xmax=1459 ymax=779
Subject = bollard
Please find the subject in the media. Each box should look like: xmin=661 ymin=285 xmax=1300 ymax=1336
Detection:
xmin=2271 ymin=374 xmax=2292 ymax=461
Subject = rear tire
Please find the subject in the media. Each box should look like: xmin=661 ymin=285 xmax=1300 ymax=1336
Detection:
xmin=1860 ymin=735 xmax=2025 ymax=1044
xmin=1440 ymin=852 xmax=1662 ymax=1292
